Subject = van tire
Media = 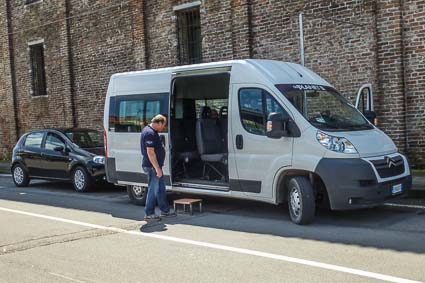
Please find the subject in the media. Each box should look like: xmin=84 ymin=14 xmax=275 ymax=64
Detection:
xmin=287 ymin=176 xmax=315 ymax=225
xmin=127 ymin=185 xmax=148 ymax=206
xmin=12 ymin=164 xmax=30 ymax=187
xmin=72 ymin=166 xmax=93 ymax=192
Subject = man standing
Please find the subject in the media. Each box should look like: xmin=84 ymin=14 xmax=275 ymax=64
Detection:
xmin=141 ymin=114 xmax=175 ymax=221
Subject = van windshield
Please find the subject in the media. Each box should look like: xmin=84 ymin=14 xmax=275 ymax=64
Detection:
xmin=276 ymin=84 xmax=373 ymax=131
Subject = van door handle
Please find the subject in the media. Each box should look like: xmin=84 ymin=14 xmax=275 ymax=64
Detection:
xmin=236 ymin=135 xmax=243 ymax=150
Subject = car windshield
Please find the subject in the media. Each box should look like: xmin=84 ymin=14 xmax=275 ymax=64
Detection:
xmin=276 ymin=84 xmax=373 ymax=131
xmin=65 ymin=130 xmax=104 ymax=148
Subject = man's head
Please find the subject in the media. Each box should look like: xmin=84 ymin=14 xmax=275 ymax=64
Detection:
xmin=150 ymin=114 xmax=167 ymax=132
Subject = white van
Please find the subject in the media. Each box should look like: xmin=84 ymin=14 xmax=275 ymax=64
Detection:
xmin=103 ymin=59 xmax=411 ymax=224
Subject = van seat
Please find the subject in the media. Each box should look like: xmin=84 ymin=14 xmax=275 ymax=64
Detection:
xmin=196 ymin=106 xmax=226 ymax=180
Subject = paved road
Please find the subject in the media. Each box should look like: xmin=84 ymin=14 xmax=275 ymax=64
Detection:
xmin=0 ymin=176 xmax=424 ymax=283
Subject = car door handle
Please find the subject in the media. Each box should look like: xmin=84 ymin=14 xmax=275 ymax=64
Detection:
xmin=236 ymin=135 xmax=243 ymax=150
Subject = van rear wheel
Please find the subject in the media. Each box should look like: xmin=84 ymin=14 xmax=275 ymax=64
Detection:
xmin=127 ymin=185 xmax=148 ymax=206
xmin=287 ymin=176 xmax=315 ymax=225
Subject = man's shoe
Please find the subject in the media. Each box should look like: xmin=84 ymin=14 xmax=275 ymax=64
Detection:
xmin=144 ymin=214 xmax=161 ymax=221
xmin=160 ymin=211 xmax=177 ymax=218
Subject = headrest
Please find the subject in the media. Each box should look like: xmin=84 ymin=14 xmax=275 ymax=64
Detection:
xmin=200 ymin=106 xmax=211 ymax=119
xmin=219 ymin=106 xmax=228 ymax=118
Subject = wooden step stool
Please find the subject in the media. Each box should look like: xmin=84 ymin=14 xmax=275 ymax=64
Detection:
xmin=173 ymin=198 xmax=203 ymax=215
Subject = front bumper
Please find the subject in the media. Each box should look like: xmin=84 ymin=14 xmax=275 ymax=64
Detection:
xmin=86 ymin=162 xmax=106 ymax=181
xmin=315 ymin=157 xmax=412 ymax=210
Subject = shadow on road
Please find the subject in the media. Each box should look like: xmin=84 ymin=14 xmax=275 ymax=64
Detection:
xmin=0 ymin=178 xmax=424 ymax=254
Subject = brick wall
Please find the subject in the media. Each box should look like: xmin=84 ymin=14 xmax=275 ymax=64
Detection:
xmin=402 ymin=0 xmax=425 ymax=167
xmin=7 ymin=0 xmax=74 ymax=135
xmin=0 ymin=0 xmax=424 ymax=166
xmin=0 ymin=1 xmax=17 ymax=159
xmin=68 ymin=0 xmax=135 ymax=129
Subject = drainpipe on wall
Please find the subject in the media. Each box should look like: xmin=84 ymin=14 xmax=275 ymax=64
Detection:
xmin=398 ymin=0 xmax=409 ymax=155
xmin=299 ymin=12 xmax=305 ymax=66
xmin=5 ymin=0 xmax=20 ymax=141
xmin=247 ymin=0 xmax=253 ymax=58
xmin=65 ymin=0 xmax=77 ymax=127
xmin=142 ymin=0 xmax=150 ymax=69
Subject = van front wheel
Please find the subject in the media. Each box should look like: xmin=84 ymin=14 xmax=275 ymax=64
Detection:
xmin=127 ymin=185 xmax=148 ymax=206
xmin=287 ymin=176 xmax=315 ymax=225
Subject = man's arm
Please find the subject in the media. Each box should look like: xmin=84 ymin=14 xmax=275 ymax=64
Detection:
xmin=147 ymin=147 xmax=163 ymax=178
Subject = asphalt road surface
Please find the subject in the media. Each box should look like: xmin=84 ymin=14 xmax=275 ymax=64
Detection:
xmin=0 ymin=176 xmax=424 ymax=283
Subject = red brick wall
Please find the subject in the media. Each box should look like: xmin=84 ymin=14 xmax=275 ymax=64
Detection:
xmin=0 ymin=1 xmax=17 ymax=159
xmin=6 ymin=0 xmax=74 ymax=136
xmin=402 ymin=0 xmax=425 ymax=167
xmin=68 ymin=0 xmax=135 ymax=129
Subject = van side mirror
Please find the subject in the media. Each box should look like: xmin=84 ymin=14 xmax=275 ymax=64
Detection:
xmin=266 ymin=113 xmax=288 ymax=139
xmin=364 ymin=110 xmax=377 ymax=125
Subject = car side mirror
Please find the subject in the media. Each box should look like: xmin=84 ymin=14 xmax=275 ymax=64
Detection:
xmin=54 ymin=146 xmax=65 ymax=152
xmin=54 ymin=146 xmax=70 ymax=154
xmin=364 ymin=110 xmax=377 ymax=125
xmin=266 ymin=113 xmax=288 ymax=139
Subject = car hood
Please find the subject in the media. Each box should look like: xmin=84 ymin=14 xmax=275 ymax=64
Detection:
xmin=335 ymin=128 xmax=397 ymax=158
xmin=73 ymin=146 xmax=105 ymax=157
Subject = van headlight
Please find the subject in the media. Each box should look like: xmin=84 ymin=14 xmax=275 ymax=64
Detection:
xmin=93 ymin=156 xmax=105 ymax=164
xmin=316 ymin=131 xmax=358 ymax=154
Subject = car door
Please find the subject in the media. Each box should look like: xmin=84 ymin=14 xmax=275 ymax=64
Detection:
xmin=22 ymin=132 xmax=45 ymax=176
xmin=40 ymin=132 xmax=70 ymax=179
xmin=230 ymin=84 xmax=294 ymax=200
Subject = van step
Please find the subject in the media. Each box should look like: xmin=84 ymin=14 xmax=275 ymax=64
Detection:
xmin=172 ymin=182 xmax=229 ymax=192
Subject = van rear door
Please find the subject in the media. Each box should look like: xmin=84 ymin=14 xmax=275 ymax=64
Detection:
xmin=106 ymin=92 xmax=170 ymax=186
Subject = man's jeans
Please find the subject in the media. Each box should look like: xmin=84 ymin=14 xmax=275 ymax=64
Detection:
xmin=143 ymin=167 xmax=169 ymax=216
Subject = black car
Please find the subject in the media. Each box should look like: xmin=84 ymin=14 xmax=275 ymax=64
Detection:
xmin=11 ymin=128 xmax=106 ymax=192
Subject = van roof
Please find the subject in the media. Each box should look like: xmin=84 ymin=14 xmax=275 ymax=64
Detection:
xmin=109 ymin=60 xmax=331 ymax=94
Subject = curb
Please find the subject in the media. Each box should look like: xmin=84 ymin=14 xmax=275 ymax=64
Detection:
xmin=0 ymin=174 xmax=11 ymax=177
xmin=384 ymin=202 xmax=425 ymax=210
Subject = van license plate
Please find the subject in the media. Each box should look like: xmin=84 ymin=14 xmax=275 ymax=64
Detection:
xmin=391 ymin=184 xmax=403 ymax=195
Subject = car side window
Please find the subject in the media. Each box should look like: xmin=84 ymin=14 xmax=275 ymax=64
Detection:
xmin=45 ymin=133 xmax=66 ymax=151
xmin=24 ymin=132 xmax=44 ymax=148
xmin=238 ymin=88 xmax=286 ymax=136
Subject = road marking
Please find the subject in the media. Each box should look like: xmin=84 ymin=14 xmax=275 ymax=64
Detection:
xmin=49 ymin=272 xmax=86 ymax=283
xmin=0 ymin=206 xmax=422 ymax=283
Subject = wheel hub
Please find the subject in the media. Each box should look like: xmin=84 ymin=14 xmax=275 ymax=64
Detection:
xmin=132 ymin=185 xmax=145 ymax=198
xmin=74 ymin=170 xmax=85 ymax=190
xmin=13 ymin=167 xmax=24 ymax=184
xmin=290 ymin=187 xmax=301 ymax=217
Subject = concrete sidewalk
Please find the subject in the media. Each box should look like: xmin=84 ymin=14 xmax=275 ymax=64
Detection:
xmin=0 ymin=161 xmax=10 ymax=174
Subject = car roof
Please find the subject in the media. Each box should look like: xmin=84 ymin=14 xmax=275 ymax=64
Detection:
xmin=24 ymin=128 xmax=100 ymax=135
xmin=54 ymin=128 xmax=100 ymax=133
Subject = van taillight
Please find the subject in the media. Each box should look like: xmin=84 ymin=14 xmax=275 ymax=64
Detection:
xmin=103 ymin=128 xmax=108 ymax=158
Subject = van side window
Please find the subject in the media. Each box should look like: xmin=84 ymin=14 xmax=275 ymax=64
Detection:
xmin=238 ymin=88 xmax=286 ymax=136
xmin=109 ymin=93 xmax=169 ymax=133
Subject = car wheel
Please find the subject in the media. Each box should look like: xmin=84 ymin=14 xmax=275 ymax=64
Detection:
xmin=287 ymin=176 xmax=316 ymax=225
xmin=127 ymin=185 xmax=147 ymax=206
xmin=12 ymin=164 xmax=30 ymax=187
xmin=72 ymin=166 xmax=93 ymax=192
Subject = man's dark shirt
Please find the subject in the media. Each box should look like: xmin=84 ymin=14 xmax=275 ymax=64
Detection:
xmin=140 ymin=125 xmax=165 ymax=168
